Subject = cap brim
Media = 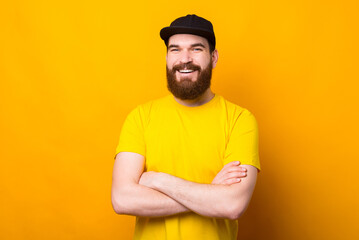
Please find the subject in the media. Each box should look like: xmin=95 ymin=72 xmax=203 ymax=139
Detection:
xmin=160 ymin=26 xmax=215 ymax=46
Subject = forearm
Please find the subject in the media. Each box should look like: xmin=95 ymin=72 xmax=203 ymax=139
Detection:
xmin=149 ymin=171 xmax=256 ymax=220
xmin=112 ymin=182 xmax=190 ymax=217
xmin=152 ymin=173 xmax=237 ymax=218
xmin=112 ymin=152 xmax=190 ymax=217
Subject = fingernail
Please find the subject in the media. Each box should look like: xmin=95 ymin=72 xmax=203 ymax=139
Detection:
xmin=241 ymin=173 xmax=246 ymax=176
xmin=237 ymin=178 xmax=241 ymax=182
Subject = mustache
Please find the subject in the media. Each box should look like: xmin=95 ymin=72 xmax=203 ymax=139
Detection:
xmin=171 ymin=63 xmax=201 ymax=72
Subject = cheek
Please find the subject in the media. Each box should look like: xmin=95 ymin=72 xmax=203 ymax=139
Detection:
xmin=196 ymin=55 xmax=211 ymax=67
xmin=166 ymin=55 xmax=177 ymax=65
xmin=166 ymin=59 xmax=175 ymax=69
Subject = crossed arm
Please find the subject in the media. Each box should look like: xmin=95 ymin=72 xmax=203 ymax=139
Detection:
xmin=111 ymin=152 xmax=257 ymax=220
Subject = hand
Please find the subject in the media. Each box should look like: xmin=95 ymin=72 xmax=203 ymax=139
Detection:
xmin=212 ymin=161 xmax=247 ymax=185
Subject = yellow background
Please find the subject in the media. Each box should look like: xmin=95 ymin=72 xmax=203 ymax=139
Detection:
xmin=1 ymin=0 xmax=358 ymax=239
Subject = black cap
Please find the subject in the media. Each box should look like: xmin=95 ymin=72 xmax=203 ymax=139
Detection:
xmin=160 ymin=14 xmax=216 ymax=48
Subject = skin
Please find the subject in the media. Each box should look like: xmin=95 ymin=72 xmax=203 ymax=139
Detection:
xmin=166 ymin=34 xmax=218 ymax=107
xmin=112 ymin=152 xmax=190 ymax=217
xmin=111 ymin=152 xmax=248 ymax=217
xmin=111 ymin=34 xmax=257 ymax=219
xmin=139 ymin=165 xmax=257 ymax=219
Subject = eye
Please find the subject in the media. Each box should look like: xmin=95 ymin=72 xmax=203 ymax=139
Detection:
xmin=170 ymin=48 xmax=179 ymax=52
xmin=193 ymin=48 xmax=203 ymax=52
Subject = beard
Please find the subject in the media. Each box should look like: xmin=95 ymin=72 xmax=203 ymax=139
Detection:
xmin=166 ymin=61 xmax=213 ymax=100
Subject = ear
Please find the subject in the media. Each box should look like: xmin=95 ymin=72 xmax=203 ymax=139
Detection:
xmin=211 ymin=49 xmax=219 ymax=69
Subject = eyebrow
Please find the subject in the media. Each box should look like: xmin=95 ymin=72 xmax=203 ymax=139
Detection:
xmin=168 ymin=43 xmax=207 ymax=49
xmin=190 ymin=43 xmax=206 ymax=48
xmin=168 ymin=44 xmax=179 ymax=49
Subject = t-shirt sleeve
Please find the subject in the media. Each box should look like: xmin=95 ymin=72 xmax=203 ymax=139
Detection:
xmin=224 ymin=109 xmax=261 ymax=171
xmin=114 ymin=106 xmax=146 ymax=159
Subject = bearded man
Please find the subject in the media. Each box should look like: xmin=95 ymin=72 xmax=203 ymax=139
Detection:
xmin=111 ymin=14 xmax=261 ymax=240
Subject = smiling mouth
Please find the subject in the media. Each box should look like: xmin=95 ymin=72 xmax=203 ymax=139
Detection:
xmin=178 ymin=69 xmax=196 ymax=74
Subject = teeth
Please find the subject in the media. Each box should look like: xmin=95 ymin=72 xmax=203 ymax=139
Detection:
xmin=179 ymin=69 xmax=194 ymax=73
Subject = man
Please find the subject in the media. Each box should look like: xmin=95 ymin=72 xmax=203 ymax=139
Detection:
xmin=111 ymin=14 xmax=260 ymax=240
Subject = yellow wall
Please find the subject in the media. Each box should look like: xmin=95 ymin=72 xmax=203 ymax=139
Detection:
xmin=1 ymin=0 xmax=358 ymax=239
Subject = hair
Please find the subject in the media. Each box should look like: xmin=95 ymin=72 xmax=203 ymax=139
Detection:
xmin=208 ymin=42 xmax=215 ymax=53
xmin=166 ymin=60 xmax=213 ymax=100
xmin=165 ymin=39 xmax=215 ymax=54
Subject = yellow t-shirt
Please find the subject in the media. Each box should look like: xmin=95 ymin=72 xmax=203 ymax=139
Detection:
xmin=115 ymin=94 xmax=260 ymax=240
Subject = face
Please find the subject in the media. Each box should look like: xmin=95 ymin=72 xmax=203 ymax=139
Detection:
xmin=166 ymin=34 xmax=218 ymax=100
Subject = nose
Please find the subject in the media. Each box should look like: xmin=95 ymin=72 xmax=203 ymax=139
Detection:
xmin=179 ymin=50 xmax=193 ymax=64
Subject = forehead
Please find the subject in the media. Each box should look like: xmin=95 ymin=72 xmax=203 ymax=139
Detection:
xmin=168 ymin=34 xmax=209 ymax=48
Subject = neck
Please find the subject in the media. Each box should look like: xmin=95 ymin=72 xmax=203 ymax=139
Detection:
xmin=173 ymin=88 xmax=215 ymax=107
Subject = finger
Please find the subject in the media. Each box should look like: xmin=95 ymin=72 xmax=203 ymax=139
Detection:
xmin=225 ymin=171 xmax=247 ymax=179
xmin=215 ymin=162 xmax=244 ymax=183
xmin=214 ymin=171 xmax=245 ymax=185
xmin=223 ymin=161 xmax=241 ymax=169
xmin=216 ymin=165 xmax=245 ymax=180
xmin=219 ymin=166 xmax=246 ymax=177
xmin=224 ymin=177 xmax=241 ymax=185
xmin=226 ymin=166 xmax=247 ymax=173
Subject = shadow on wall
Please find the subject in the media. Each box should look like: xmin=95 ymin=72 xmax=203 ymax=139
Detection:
xmin=215 ymin=65 xmax=290 ymax=239
xmin=237 ymin=146 xmax=280 ymax=240
xmin=218 ymin=71 xmax=284 ymax=240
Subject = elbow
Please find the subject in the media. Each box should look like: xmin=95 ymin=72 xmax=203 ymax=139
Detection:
xmin=112 ymin=201 xmax=122 ymax=215
xmin=111 ymin=194 xmax=123 ymax=214
xmin=111 ymin=183 xmax=140 ymax=215
xmin=224 ymin=202 xmax=248 ymax=220
xmin=111 ymin=190 xmax=129 ymax=215
xmin=227 ymin=207 xmax=245 ymax=220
